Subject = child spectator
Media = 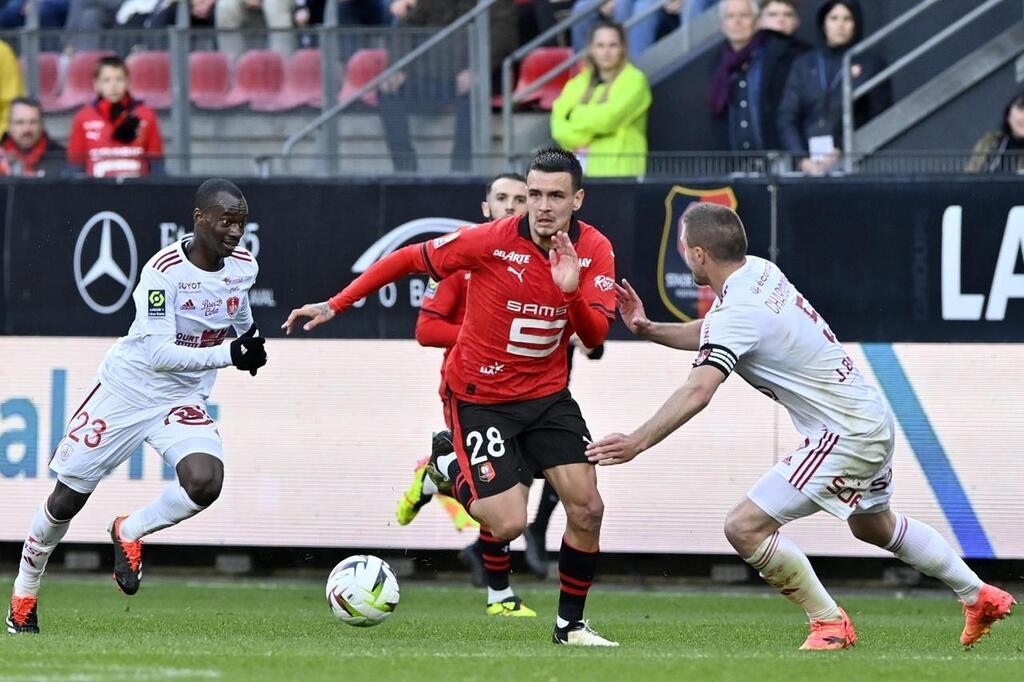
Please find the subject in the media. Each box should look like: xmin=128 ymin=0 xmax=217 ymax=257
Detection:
xmin=67 ymin=56 xmax=164 ymax=177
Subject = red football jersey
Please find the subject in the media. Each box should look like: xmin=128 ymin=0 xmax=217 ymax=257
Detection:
xmin=67 ymin=98 xmax=163 ymax=178
xmin=421 ymin=214 xmax=615 ymax=404
xmin=416 ymin=270 xmax=470 ymax=396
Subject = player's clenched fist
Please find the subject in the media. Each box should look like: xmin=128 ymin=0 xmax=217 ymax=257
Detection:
xmin=281 ymin=301 xmax=336 ymax=335
xmin=229 ymin=335 xmax=266 ymax=376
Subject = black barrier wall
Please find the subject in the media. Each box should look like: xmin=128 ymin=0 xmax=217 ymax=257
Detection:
xmin=1 ymin=177 xmax=1022 ymax=341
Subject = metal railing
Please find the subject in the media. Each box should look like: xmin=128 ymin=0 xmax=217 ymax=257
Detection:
xmin=500 ymin=0 xmax=680 ymax=164
xmin=281 ymin=0 xmax=496 ymax=175
xmin=841 ymin=0 xmax=1018 ymax=171
xmin=230 ymin=150 xmax=1024 ymax=179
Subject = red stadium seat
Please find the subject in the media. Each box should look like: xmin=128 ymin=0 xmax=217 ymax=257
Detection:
xmin=46 ymin=50 xmax=114 ymax=112
xmin=224 ymin=49 xmax=286 ymax=111
xmin=35 ymin=53 xmax=61 ymax=111
xmin=189 ymin=51 xmax=234 ymax=109
xmin=125 ymin=51 xmax=171 ymax=110
xmin=515 ymin=47 xmax=578 ymax=110
xmin=272 ymin=48 xmax=323 ymax=110
xmin=339 ymin=48 xmax=388 ymax=107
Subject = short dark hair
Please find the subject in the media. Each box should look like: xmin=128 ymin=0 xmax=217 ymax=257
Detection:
xmin=95 ymin=55 xmax=128 ymax=79
xmin=681 ymin=203 xmax=748 ymax=262
xmin=9 ymin=96 xmax=42 ymax=115
xmin=529 ymin=147 xmax=583 ymax=191
xmin=485 ymin=172 xmax=526 ymax=198
xmin=195 ymin=178 xmax=245 ymax=211
xmin=761 ymin=0 xmax=799 ymax=10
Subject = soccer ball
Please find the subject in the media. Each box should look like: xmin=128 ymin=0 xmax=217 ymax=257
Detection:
xmin=325 ymin=555 xmax=400 ymax=627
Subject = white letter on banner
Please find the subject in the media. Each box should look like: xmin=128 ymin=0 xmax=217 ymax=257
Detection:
xmin=941 ymin=206 xmax=984 ymax=320
xmin=409 ymin=279 xmax=425 ymax=307
xmin=985 ymin=207 xmax=1024 ymax=321
xmin=379 ymin=282 xmax=397 ymax=308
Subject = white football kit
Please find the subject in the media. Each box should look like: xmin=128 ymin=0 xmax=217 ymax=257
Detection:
xmin=693 ymin=256 xmax=895 ymax=521
xmin=50 ymin=237 xmax=259 ymax=493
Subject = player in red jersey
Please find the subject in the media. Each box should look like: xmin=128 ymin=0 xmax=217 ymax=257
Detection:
xmin=284 ymin=148 xmax=619 ymax=646
xmin=396 ymin=173 xmax=539 ymax=617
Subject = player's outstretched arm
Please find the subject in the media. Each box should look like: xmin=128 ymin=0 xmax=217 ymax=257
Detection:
xmin=617 ymin=279 xmax=702 ymax=350
xmin=585 ymin=365 xmax=726 ymax=465
xmin=282 ymin=301 xmax=335 ymax=335
xmin=282 ymin=242 xmax=439 ymax=334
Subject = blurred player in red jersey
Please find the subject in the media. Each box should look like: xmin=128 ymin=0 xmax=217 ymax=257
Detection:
xmin=285 ymin=148 xmax=619 ymax=646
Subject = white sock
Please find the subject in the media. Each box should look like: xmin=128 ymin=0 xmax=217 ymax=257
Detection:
xmin=487 ymin=586 xmax=515 ymax=604
xmin=119 ymin=484 xmax=205 ymax=542
xmin=746 ymin=532 xmax=841 ymax=621
xmin=13 ymin=503 xmax=71 ymax=598
xmin=422 ymin=477 xmax=439 ymax=496
xmin=886 ymin=513 xmax=983 ymax=605
xmin=436 ymin=453 xmax=458 ymax=480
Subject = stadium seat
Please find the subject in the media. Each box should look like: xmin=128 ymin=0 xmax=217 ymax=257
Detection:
xmin=273 ymin=48 xmax=324 ymax=110
xmin=46 ymin=50 xmax=114 ymax=112
xmin=339 ymin=48 xmax=388 ymax=107
xmin=35 ymin=53 xmax=61 ymax=111
xmin=515 ymin=47 xmax=577 ymax=110
xmin=224 ymin=49 xmax=286 ymax=111
xmin=189 ymin=51 xmax=234 ymax=109
xmin=125 ymin=51 xmax=171 ymax=110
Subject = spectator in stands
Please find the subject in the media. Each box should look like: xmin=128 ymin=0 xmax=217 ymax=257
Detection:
xmin=570 ymin=1 xmax=614 ymax=53
xmin=709 ymin=0 xmax=805 ymax=152
xmin=294 ymin=0 xmax=388 ymax=27
xmin=378 ymin=0 xmax=518 ymax=172
xmin=613 ymin=0 xmax=674 ymax=58
xmin=120 ymin=0 xmax=216 ymax=28
xmin=1 ymin=97 xmax=66 ymax=177
xmin=777 ymin=0 xmax=890 ymax=174
xmin=215 ymin=0 xmax=294 ymax=60
xmin=966 ymin=92 xmax=1024 ymax=174
xmin=67 ymin=56 xmax=164 ymax=177
xmin=0 ymin=38 xmax=23 ymax=137
xmin=551 ymin=21 xmax=651 ymax=177
xmin=686 ymin=0 xmax=719 ymax=20
xmin=758 ymin=0 xmax=798 ymax=35
xmin=0 ymin=0 xmax=68 ymax=28
xmin=65 ymin=0 xmax=124 ymax=50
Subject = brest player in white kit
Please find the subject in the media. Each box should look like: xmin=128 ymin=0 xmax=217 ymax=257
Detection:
xmin=585 ymin=203 xmax=1015 ymax=650
xmin=6 ymin=179 xmax=267 ymax=635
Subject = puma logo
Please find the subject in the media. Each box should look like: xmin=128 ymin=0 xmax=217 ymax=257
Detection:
xmin=507 ymin=266 xmax=526 ymax=283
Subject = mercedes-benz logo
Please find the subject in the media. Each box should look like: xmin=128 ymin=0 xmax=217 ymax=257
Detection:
xmin=74 ymin=211 xmax=138 ymax=314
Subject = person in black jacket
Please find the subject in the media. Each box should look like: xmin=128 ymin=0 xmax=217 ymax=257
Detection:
xmin=777 ymin=0 xmax=891 ymax=174
xmin=0 ymin=97 xmax=66 ymax=178
xmin=709 ymin=0 xmax=808 ymax=152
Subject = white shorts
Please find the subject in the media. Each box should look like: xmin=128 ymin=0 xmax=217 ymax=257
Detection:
xmin=748 ymin=416 xmax=895 ymax=523
xmin=49 ymin=381 xmax=223 ymax=494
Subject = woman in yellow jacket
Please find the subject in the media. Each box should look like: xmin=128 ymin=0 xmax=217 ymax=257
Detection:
xmin=0 ymin=39 xmax=25 ymax=137
xmin=551 ymin=21 xmax=651 ymax=178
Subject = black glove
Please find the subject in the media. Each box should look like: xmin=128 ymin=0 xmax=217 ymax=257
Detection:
xmin=112 ymin=114 xmax=141 ymax=143
xmin=230 ymin=334 xmax=266 ymax=376
xmin=586 ymin=343 xmax=605 ymax=360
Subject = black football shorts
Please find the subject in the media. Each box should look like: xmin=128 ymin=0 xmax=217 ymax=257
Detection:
xmin=444 ymin=388 xmax=592 ymax=501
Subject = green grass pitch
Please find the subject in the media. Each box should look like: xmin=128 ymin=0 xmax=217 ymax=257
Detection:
xmin=1 ymin=577 xmax=1020 ymax=681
